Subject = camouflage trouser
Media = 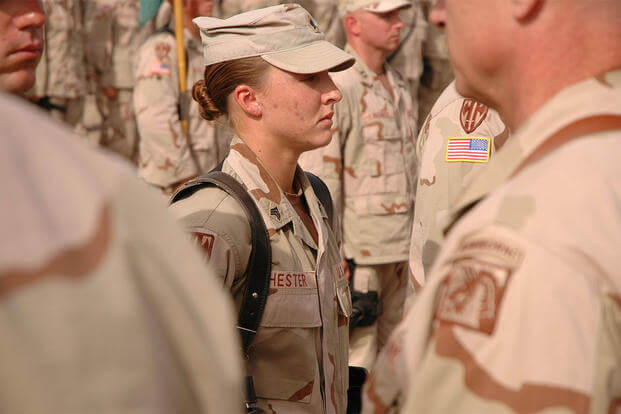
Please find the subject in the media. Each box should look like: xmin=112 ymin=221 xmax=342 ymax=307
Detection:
xmin=349 ymin=261 xmax=407 ymax=371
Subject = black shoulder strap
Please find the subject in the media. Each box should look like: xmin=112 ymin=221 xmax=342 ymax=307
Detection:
xmin=171 ymin=170 xmax=272 ymax=355
xmin=305 ymin=172 xmax=334 ymax=229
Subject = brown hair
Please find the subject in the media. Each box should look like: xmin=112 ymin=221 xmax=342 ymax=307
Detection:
xmin=192 ymin=56 xmax=270 ymax=121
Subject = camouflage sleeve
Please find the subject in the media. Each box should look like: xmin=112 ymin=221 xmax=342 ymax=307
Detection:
xmin=400 ymin=227 xmax=615 ymax=414
xmin=169 ymin=186 xmax=252 ymax=293
xmin=109 ymin=2 xmax=144 ymax=89
xmin=83 ymin=0 xmax=113 ymax=76
xmin=134 ymin=36 xmax=199 ymax=188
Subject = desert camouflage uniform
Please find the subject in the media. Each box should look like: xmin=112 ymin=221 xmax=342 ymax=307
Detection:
xmin=218 ymin=0 xmax=344 ymax=46
xmin=0 ymin=92 xmax=243 ymax=414
xmin=363 ymin=70 xmax=621 ymax=414
xmin=134 ymin=20 xmax=229 ymax=192
xmin=30 ymin=0 xmax=87 ymax=128
xmin=408 ymin=81 xmax=508 ymax=297
xmin=299 ymin=45 xmax=417 ymax=370
xmin=388 ymin=1 xmax=426 ymax=117
xmin=416 ymin=0 xmax=453 ymax=130
xmin=171 ymin=137 xmax=351 ymax=413
xmin=83 ymin=0 xmax=152 ymax=162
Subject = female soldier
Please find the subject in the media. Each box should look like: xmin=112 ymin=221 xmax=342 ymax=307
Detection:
xmin=170 ymin=4 xmax=354 ymax=413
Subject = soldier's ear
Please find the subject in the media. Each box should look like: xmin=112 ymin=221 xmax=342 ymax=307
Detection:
xmin=343 ymin=14 xmax=361 ymax=36
xmin=232 ymin=84 xmax=262 ymax=118
xmin=511 ymin=0 xmax=542 ymax=20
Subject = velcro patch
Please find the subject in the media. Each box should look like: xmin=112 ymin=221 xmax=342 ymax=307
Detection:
xmin=434 ymin=234 xmax=523 ymax=335
xmin=445 ymin=137 xmax=491 ymax=163
xmin=148 ymin=59 xmax=170 ymax=76
xmin=270 ymin=271 xmax=316 ymax=290
xmin=192 ymin=232 xmax=216 ymax=259
xmin=460 ymin=98 xmax=488 ymax=133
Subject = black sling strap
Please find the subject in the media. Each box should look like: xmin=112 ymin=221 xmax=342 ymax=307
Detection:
xmin=171 ymin=171 xmax=271 ymax=354
xmin=171 ymin=168 xmax=334 ymax=354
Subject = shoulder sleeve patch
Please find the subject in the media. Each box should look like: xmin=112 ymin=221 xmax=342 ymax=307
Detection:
xmin=460 ymin=98 xmax=488 ymax=133
xmin=434 ymin=233 xmax=524 ymax=335
xmin=192 ymin=231 xmax=217 ymax=259
xmin=148 ymin=59 xmax=171 ymax=76
xmin=445 ymin=136 xmax=491 ymax=163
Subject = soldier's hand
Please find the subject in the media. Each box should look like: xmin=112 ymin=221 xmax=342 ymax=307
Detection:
xmin=102 ymin=86 xmax=119 ymax=100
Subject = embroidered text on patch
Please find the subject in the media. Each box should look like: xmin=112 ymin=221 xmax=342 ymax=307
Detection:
xmin=434 ymin=235 xmax=523 ymax=335
xmin=445 ymin=137 xmax=491 ymax=163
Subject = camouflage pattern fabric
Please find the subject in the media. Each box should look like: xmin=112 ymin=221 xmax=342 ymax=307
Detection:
xmin=300 ymin=45 xmax=417 ymax=266
xmin=133 ymin=21 xmax=230 ymax=190
xmin=0 ymin=92 xmax=243 ymax=414
xmin=408 ymin=81 xmax=508 ymax=297
xmin=171 ymin=136 xmax=351 ymax=413
xmin=363 ymin=70 xmax=621 ymax=414
xmin=84 ymin=0 xmax=154 ymax=162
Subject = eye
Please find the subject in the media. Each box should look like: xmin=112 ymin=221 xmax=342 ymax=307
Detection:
xmin=303 ymin=74 xmax=317 ymax=82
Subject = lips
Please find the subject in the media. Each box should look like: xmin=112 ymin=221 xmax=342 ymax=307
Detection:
xmin=11 ymin=42 xmax=43 ymax=63
xmin=319 ymin=111 xmax=334 ymax=122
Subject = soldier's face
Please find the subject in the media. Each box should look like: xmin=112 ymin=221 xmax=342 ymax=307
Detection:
xmin=0 ymin=0 xmax=46 ymax=94
xmin=431 ymin=0 xmax=511 ymax=104
xmin=257 ymin=67 xmax=342 ymax=155
xmin=356 ymin=9 xmax=404 ymax=55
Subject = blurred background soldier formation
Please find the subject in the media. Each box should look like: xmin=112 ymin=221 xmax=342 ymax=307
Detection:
xmin=134 ymin=0 xmax=230 ymax=194
xmin=83 ymin=0 xmax=154 ymax=163
xmin=416 ymin=0 xmax=452 ymax=129
xmin=407 ymin=82 xmax=508 ymax=297
xmin=28 ymin=0 xmax=87 ymax=131
xmin=300 ymin=0 xmax=418 ymax=373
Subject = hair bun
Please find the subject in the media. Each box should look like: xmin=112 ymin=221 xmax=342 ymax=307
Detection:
xmin=192 ymin=80 xmax=223 ymax=121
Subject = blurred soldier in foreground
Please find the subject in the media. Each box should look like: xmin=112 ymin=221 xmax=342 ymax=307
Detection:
xmin=300 ymin=0 xmax=418 ymax=372
xmin=0 ymin=0 xmax=45 ymax=94
xmin=0 ymin=90 xmax=243 ymax=413
xmin=363 ymin=0 xmax=621 ymax=412
xmin=407 ymin=82 xmax=508 ymax=297
xmin=134 ymin=0 xmax=230 ymax=194
xmin=84 ymin=0 xmax=153 ymax=162
xmin=29 ymin=0 xmax=87 ymax=129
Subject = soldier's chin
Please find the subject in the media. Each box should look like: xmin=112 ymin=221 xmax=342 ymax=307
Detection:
xmin=0 ymin=69 xmax=37 ymax=94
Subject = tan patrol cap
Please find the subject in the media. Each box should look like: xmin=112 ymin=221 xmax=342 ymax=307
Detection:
xmin=193 ymin=4 xmax=355 ymax=74
xmin=338 ymin=0 xmax=412 ymax=17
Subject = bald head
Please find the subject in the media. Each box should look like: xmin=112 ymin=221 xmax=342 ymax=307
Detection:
xmin=431 ymin=0 xmax=621 ymax=130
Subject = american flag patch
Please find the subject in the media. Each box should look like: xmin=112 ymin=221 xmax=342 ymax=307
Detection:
xmin=148 ymin=59 xmax=170 ymax=76
xmin=445 ymin=137 xmax=491 ymax=163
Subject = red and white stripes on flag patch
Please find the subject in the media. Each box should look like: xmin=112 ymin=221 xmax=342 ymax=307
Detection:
xmin=445 ymin=137 xmax=491 ymax=163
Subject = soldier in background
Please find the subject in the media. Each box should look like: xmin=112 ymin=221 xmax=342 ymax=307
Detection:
xmin=0 ymin=91 xmax=243 ymax=414
xmin=134 ymin=0 xmax=230 ymax=194
xmin=29 ymin=0 xmax=87 ymax=130
xmin=0 ymin=0 xmax=46 ymax=94
xmin=363 ymin=0 xmax=621 ymax=412
xmin=83 ymin=0 xmax=154 ymax=163
xmin=416 ymin=0 xmax=453 ymax=130
xmin=387 ymin=1 xmax=426 ymax=126
xmin=300 ymin=0 xmax=417 ymax=371
xmin=407 ymin=82 xmax=508 ymax=297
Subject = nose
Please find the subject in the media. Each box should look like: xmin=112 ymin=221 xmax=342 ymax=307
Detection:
xmin=429 ymin=0 xmax=446 ymax=28
xmin=321 ymin=73 xmax=342 ymax=104
xmin=13 ymin=0 xmax=47 ymax=31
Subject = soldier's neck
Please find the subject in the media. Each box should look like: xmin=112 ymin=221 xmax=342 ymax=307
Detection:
xmin=349 ymin=40 xmax=388 ymax=75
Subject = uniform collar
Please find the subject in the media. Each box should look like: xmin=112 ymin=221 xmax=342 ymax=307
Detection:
xmin=344 ymin=44 xmax=405 ymax=90
xmin=224 ymin=137 xmax=323 ymax=249
xmin=445 ymin=69 xmax=621 ymax=233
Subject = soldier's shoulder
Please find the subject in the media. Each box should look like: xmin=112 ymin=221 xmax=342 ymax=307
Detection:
xmin=170 ymin=184 xmax=252 ymax=246
xmin=330 ymin=66 xmax=359 ymax=93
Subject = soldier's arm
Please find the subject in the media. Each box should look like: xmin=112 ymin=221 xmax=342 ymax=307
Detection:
xmin=133 ymin=37 xmax=199 ymax=189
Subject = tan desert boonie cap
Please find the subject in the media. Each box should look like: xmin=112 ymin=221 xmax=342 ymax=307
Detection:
xmin=338 ymin=0 xmax=412 ymax=17
xmin=193 ymin=4 xmax=355 ymax=74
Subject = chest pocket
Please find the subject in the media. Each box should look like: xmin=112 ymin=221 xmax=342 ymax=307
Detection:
xmin=249 ymin=270 xmax=322 ymax=404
